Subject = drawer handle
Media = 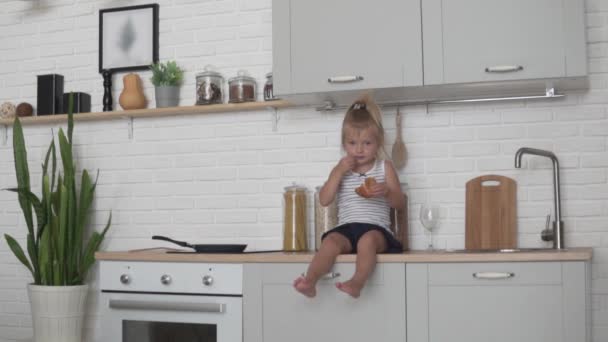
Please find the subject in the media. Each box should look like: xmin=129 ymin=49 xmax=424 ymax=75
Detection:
xmin=472 ymin=272 xmax=515 ymax=280
xmin=485 ymin=65 xmax=524 ymax=73
xmin=327 ymin=76 xmax=364 ymax=83
xmin=301 ymin=272 xmax=341 ymax=280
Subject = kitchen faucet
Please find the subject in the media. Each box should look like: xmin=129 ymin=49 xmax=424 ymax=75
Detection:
xmin=514 ymin=147 xmax=564 ymax=249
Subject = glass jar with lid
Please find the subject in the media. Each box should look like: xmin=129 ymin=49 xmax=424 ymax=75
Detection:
xmin=228 ymin=70 xmax=257 ymax=103
xmin=283 ymin=184 xmax=308 ymax=252
xmin=389 ymin=184 xmax=409 ymax=251
xmin=263 ymin=72 xmax=278 ymax=101
xmin=196 ymin=65 xmax=224 ymax=105
xmin=314 ymin=186 xmax=338 ymax=250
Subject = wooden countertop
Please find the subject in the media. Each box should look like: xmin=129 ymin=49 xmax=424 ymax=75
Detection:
xmin=95 ymin=247 xmax=592 ymax=263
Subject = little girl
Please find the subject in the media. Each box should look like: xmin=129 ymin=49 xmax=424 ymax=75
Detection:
xmin=294 ymin=95 xmax=405 ymax=298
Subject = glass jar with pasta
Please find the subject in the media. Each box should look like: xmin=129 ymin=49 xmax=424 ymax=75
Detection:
xmin=283 ymin=184 xmax=308 ymax=251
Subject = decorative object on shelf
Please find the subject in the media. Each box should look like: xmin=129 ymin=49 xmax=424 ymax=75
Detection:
xmin=196 ymin=65 xmax=224 ymax=105
xmin=16 ymin=102 xmax=34 ymax=117
xmin=264 ymin=72 xmax=279 ymax=101
xmin=61 ymin=92 xmax=91 ymax=114
xmin=102 ymin=69 xmax=113 ymax=111
xmin=119 ymin=73 xmax=147 ymax=110
xmin=0 ymin=102 xmax=16 ymax=118
xmin=228 ymin=69 xmax=257 ymax=103
xmin=99 ymin=4 xmax=159 ymax=73
xmin=3 ymin=93 xmax=112 ymax=342
xmin=36 ymin=74 xmax=63 ymax=115
xmin=150 ymin=60 xmax=183 ymax=108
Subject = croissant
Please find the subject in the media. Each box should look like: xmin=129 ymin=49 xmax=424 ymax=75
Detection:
xmin=355 ymin=177 xmax=376 ymax=198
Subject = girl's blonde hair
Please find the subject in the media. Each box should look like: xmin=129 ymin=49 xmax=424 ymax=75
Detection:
xmin=341 ymin=94 xmax=386 ymax=158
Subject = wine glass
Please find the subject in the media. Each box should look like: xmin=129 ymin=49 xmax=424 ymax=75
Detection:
xmin=419 ymin=204 xmax=440 ymax=250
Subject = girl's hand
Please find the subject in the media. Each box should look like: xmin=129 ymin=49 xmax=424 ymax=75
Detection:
xmin=337 ymin=156 xmax=355 ymax=174
xmin=367 ymin=182 xmax=389 ymax=198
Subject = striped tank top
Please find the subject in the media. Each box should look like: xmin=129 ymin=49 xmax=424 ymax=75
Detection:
xmin=337 ymin=159 xmax=391 ymax=230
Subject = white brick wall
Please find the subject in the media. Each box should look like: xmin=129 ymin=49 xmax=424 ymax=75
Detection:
xmin=0 ymin=0 xmax=607 ymax=341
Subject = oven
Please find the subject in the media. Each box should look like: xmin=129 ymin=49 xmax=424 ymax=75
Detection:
xmin=100 ymin=261 xmax=242 ymax=342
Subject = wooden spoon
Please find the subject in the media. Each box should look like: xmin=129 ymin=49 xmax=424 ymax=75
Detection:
xmin=391 ymin=108 xmax=407 ymax=170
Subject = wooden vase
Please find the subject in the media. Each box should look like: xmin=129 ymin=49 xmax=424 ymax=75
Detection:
xmin=119 ymin=73 xmax=146 ymax=110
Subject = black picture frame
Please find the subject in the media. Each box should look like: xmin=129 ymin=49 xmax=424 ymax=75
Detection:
xmin=98 ymin=4 xmax=159 ymax=73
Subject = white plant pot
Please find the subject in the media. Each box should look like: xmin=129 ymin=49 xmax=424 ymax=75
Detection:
xmin=27 ymin=284 xmax=88 ymax=342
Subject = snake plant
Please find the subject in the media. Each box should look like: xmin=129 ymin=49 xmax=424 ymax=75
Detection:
xmin=4 ymin=94 xmax=112 ymax=286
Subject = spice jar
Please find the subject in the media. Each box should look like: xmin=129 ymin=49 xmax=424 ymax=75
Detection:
xmin=228 ymin=70 xmax=256 ymax=103
xmin=263 ymin=72 xmax=278 ymax=101
xmin=283 ymin=184 xmax=308 ymax=251
xmin=196 ymin=65 xmax=224 ymax=105
xmin=389 ymin=186 xmax=409 ymax=251
xmin=314 ymin=186 xmax=338 ymax=250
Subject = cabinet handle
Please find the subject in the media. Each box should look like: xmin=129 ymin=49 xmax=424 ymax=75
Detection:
xmin=301 ymin=272 xmax=341 ymax=280
xmin=327 ymin=76 xmax=364 ymax=83
xmin=472 ymin=272 xmax=515 ymax=279
xmin=485 ymin=65 xmax=524 ymax=73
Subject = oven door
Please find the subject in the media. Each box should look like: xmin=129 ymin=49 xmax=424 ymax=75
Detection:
xmin=102 ymin=292 xmax=242 ymax=342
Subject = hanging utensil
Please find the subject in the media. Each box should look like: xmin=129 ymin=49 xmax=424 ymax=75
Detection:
xmin=391 ymin=107 xmax=407 ymax=169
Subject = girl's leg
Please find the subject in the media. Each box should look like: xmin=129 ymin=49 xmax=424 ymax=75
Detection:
xmin=294 ymin=233 xmax=352 ymax=297
xmin=336 ymin=230 xmax=387 ymax=298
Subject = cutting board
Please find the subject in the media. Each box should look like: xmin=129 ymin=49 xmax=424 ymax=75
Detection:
xmin=465 ymin=175 xmax=517 ymax=250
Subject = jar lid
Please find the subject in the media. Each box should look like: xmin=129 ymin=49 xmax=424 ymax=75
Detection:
xmin=284 ymin=183 xmax=307 ymax=192
xmin=265 ymin=72 xmax=272 ymax=78
xmin=228 ymin=69 xmax=256 ymax=83
xmin=197 ymin=65 xmax=223 ymax=78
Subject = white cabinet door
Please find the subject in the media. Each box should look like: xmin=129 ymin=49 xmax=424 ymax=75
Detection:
xmin=244 ymin=263 xmax=406 ymax=342
xmin=273 ymin=0 xmax=423 ymax=95
xmin=406 ymin=262 xmax=589 ymax=342
xmin=423 ymin=0 xmax=587 ymax=85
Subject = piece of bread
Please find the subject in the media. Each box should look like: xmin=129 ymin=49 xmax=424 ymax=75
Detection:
xmin=355 ymin=177 xmax=376 ymax=198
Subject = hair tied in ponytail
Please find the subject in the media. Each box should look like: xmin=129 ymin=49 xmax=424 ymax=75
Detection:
xmin=353 ymin=102 xmax=367 ymax=110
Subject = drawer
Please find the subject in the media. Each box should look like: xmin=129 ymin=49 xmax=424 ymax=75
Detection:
xmin=428 ymin=262 xmax=562 ymax=286
xmin=261 ymin=263 xmax=387 ymax=285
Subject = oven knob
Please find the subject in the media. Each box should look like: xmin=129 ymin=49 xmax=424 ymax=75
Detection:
xmin=202 ymin=275 xmax=214 ymax=286
xmin=160 ymin=274 xmax=172 ymax=285
xmin=120 ymin=274 xmax=131 ymax=285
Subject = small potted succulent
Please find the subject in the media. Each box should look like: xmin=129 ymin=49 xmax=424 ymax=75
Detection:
xmin=150 ymin=60 xmax=184 ymax=108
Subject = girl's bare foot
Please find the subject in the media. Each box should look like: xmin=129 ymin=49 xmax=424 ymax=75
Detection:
xmin=335 ymin=280 xmax=363 ymax=298
xmin=293 ymin=276 xmax=316 ymax=298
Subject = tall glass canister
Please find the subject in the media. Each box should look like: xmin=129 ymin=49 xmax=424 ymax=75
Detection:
xmin=283 ymin=184 xmax=308 ymax=251
xmin=314 ymin=186 xmax=338 ymax=250
xmin=389 ymin=184 xmax=409 ymax=251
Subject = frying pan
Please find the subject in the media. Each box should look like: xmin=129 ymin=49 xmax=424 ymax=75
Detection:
xmin=152 ymin=235 xmax=247 ymax=253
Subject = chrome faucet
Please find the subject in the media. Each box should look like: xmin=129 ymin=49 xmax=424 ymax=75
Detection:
xmin=514 ymin=147 xmax=564 ymax=249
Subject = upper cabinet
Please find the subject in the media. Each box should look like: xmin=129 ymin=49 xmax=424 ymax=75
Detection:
xmin=272 ymin=0 xmax=587 ymax=104
xmin=272 ymin=0 xmax=423 ymax=96
xmin=423 ymin=0 xmax=587 ymax=85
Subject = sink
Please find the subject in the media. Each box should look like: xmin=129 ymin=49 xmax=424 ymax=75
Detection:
xmin=443 ymin=248 xmax=563 ymax=253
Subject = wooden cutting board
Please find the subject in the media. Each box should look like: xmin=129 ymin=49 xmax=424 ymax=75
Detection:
xmin=465 ymin=175 xmax=517 ymax=250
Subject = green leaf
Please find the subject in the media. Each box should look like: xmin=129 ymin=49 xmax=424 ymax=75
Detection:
xmin=4 ymin=234 xmax=33 ymax=276
xmin=80 ymin=212 xmax=112 ymax=282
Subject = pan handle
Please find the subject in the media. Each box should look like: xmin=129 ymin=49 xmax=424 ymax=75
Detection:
xmin=152 ymin=235 xmax=192 ymax=248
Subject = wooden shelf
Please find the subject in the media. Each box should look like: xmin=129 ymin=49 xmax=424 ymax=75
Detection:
xmin=0 ymin=100 xmax=292 ymax=126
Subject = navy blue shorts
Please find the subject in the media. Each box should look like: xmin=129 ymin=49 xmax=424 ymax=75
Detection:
xmin=321 ymin=222 xmax=403 ymax=253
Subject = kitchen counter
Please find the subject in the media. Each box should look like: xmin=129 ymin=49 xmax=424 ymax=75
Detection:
xmin=95 ymin=247 xmax=592 ymax=263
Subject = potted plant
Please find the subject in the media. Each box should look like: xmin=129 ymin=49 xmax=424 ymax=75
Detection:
xmin=150 ymin=60 xmax=184 ymax=108
xmin=4 ymin=94 xmax=111 ymax=342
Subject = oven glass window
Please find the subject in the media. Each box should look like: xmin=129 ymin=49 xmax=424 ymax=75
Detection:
xmin=124 ymin=320 xmax=217 ymax=342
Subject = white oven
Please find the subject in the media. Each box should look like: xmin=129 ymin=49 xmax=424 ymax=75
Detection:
xmin=100 ymin=261 xmax=242 ymax=342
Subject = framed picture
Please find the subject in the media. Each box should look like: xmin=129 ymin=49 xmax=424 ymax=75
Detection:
xmin=99 ymin=4 xmax=159 ymax=73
